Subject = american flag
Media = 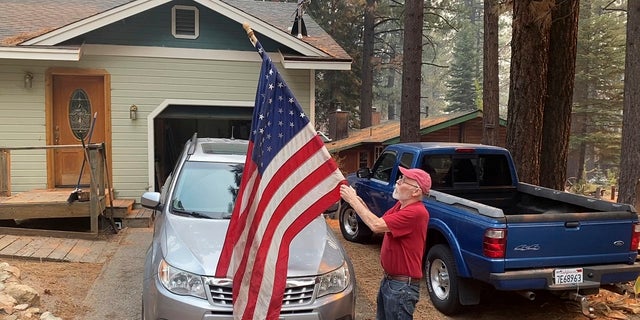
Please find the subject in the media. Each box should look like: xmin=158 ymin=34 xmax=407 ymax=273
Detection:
xmin=215 ymin=40 xmax=344 ymax=319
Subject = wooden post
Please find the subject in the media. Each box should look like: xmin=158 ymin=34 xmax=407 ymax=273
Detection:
xmin=0 ymin=150 xmax=10 ymax=197
xmin=611 ymin=185 xmax=616 ymax=201
xmin=88 ymin=147 xmax=102 ymax=234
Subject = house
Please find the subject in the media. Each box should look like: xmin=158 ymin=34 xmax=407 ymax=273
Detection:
xmin=325 ymin=110 xmax=507 ymax=174
xmin=0 ymin=0 xmax=351 ymax=203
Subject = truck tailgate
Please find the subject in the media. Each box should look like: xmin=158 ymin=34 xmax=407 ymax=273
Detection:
xmin=504 ymin=211 xmax=638 ymax=269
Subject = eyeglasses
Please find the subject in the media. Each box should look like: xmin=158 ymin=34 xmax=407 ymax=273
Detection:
xmin=397 ymin=176 xmax=420 ymax=189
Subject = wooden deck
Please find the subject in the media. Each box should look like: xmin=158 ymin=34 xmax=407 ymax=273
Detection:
xmin=0 ymin=189 xmax=154 ymax=236
xmin=0 ymin=233 xmax=120 ymax=263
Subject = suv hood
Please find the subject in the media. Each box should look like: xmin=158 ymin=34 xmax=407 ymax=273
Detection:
xmin=160 ymin=214 xmax=346 ymax=277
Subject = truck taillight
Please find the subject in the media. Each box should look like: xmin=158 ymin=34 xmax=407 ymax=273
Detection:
xmin=630 ymin=223 xmax=640 ymax=251
xmin=483 ymin=228 xmax=507 ymax=258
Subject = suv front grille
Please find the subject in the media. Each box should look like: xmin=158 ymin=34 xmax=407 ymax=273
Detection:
xmin=205 ymin=277 xmax=316 ymax=307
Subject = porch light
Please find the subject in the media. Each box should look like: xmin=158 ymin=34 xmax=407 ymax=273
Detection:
xmin=24 ymin=72 xmax=33 ymax=89
xmin=130 ymin=104 xmax=138 ymax=120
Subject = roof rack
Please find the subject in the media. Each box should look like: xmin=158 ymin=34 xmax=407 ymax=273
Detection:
xmin=187 ymin=132 xmax=198 ymax=155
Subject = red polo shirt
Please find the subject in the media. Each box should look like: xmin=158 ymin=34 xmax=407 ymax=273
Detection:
xmin=380 ymin=201 xmax=429 ymax=278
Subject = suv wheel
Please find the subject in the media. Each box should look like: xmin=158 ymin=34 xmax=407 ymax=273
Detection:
xmin=339 ymin=202 xmax=372 ymax=243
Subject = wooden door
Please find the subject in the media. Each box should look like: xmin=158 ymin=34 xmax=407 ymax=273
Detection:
xmin=52 ymin=75 xmax=106 ymax=187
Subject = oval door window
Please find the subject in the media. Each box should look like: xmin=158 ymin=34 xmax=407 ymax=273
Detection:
xmin=68 ymin=89 xmax=92 ymax=140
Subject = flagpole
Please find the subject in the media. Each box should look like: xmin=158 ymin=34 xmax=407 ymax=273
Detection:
xmin=242 ymin=22 xmax=257 ymax=47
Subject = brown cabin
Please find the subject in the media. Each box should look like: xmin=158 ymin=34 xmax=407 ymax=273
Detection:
xmin=325 ymin=110 xmax=507 ymax=175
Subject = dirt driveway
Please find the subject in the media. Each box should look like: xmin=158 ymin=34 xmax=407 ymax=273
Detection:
xmin=3 ymin=220 xmax=640 ymax=319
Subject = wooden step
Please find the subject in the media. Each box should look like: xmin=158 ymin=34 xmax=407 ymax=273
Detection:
xmin=103 ymin=199 xmax=135 ymax=218
xmin=121 ymin=208 xmax=154 ymax=228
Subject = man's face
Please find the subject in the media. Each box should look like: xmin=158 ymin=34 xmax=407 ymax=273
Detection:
xmin=393 ymin=176 xmax=419 ymax=200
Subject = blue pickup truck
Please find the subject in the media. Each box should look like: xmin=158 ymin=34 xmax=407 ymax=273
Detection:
xmin=339 ymin=142 xmax=640 ymax=316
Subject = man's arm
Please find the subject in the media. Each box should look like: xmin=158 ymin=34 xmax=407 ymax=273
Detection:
xmin=340 ymin=185 xmax=390 ymax=233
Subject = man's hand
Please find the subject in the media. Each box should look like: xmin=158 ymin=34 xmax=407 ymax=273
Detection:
xmin=340 ymin=185 xmax=388 ymax=233
xmin=340 ymin=185 xmax=361 ymax=206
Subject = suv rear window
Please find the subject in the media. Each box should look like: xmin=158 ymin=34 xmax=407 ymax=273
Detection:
xmin=170 ymin=161 xmax=244 ymax=218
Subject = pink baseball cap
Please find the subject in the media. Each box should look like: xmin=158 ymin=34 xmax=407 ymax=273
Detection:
xmin=399 ymin=167 xmax=432 ymax=195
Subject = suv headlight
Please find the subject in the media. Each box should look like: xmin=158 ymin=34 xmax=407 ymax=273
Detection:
xmin=158 ymin=259 xmax=206 ymax=299
xmin=317 ymin=262 xmax=350 ymax=298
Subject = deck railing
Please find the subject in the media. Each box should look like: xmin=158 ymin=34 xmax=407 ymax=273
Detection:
xmin=0 ymin=143 xmax=106 ymax=233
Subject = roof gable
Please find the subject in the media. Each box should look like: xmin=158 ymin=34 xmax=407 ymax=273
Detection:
xmin=61 ymin=1 xmax=283 ymax=52
xmin=1 ymin=0 xmax=350 ymax=64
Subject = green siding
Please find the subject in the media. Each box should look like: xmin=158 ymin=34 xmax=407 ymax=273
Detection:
xmin=65 ymin=1 xmax=284 ymax=52
xmin=0 ymin=55 xmax=312 ymax=199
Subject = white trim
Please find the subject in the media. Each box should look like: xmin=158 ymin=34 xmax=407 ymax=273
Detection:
xmin=147 ymin=99 xmax=254 ymax=191
xmin=309 ymin=70 xmax=316 ymax=128
xmin=23 ymin=0 xmax=172 ymax=45
xmin=172 ymin=5 xmax=199 ymax=39
xmin=280 ymin=56 xmax=351 ymax=71
xmin=22 ymin=0 xmax=328 ymax=59
xmin=0 ymin=47 xmax=81 ymax=60
xmin=82 ymin=44 xmax=262 ymax=62
xmin=81 ymin=44 xmax=351 ymax=70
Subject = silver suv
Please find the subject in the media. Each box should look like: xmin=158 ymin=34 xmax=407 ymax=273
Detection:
xmin=141 ymin=135 xmax=356 ymax=319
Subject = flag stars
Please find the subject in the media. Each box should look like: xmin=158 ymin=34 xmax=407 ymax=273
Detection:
xmin=289 ymin=98 xmax=295 ymax=103
xmin=269 ymin=83 xmax=274 ymax=90
xmin=300 ymin=112 xmax=306 ymax=118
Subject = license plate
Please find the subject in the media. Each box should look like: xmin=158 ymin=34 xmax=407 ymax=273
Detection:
xmin=554 ymin=268 xmax=583 ymax=285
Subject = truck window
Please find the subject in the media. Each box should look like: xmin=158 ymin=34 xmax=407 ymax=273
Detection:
xmin=421 ymin=155 xmax=451 ymax=188
xmin=371 ymin=151 xmax=397 ymax=184
xmin=399 ymin=152 xmax=415 ymax=170
xmin=478 ymin=155 xmax=512 ymax=186
xmin=421 ymin=154 xmax=512 ymax=188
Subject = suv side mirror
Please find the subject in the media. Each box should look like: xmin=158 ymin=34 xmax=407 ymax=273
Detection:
xmin=357 ymin=168 xmax=371 ymax=179
xmin=141 ymin=191 xmax=162 ymax=210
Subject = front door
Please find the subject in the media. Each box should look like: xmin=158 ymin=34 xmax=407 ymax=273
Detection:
xmin=51 ymin=75 xmax=107 ymax=187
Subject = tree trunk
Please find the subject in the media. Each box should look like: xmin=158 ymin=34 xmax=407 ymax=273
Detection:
xmin=506 ymin=0 xmax=552 ymax=185
xmin=482 ymin=0 xmax=499 ymax=146
xmin=360 ymin=0 xmax=376 ymax=128
xmin=400 ymin=0 xmax=423 ymax=142
xmin=539 ymin=0 xmax=579 ymax=190
xmin=618 ymin=1 xmax=640 ymax=207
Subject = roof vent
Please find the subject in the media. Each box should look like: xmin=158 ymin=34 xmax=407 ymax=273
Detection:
xmin=172 ymin=5 xmax=199 ymax=39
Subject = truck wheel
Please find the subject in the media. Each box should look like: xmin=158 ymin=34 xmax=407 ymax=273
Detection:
xmin=426 ymin=244 xmax=463 ymax=315
xmin=339 ymin=202 xmax=372 ymax=243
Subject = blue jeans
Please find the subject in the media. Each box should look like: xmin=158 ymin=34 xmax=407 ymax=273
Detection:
xmin=376 ymin=277 xmax=420 ymax=320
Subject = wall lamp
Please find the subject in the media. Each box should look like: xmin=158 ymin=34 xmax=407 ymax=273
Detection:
xmin=129 ymin=104 xmax=138 ymax=120
xmin=24 ymin=72 xmax=33 ymax=89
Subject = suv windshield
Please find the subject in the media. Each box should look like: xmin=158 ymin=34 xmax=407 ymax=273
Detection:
xmin=170 ymin=161 xmax=244 ymax=219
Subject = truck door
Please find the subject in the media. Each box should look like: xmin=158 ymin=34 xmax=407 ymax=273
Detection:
xmin=356 ymin=151 xmax=398 ymax=216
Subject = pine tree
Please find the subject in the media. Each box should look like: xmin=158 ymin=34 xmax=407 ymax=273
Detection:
xmin=445 ymin=25 xmax=479 ymax=113
xmin=568 ymin=0 xmax=625 ymax=185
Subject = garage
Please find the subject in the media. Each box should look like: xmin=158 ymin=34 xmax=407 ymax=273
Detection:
xmin=152 ymin=104 xmax=253 ymax=190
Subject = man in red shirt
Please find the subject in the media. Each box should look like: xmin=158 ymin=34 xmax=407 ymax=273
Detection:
xmin=340 ymin=167 xmax=431 ymax=319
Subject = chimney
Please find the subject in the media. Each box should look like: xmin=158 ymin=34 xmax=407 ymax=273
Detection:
xmin=372 ymin=108 xmax=381 ymax=126
xmin=329 ymin=109 xmax=349 ymax=141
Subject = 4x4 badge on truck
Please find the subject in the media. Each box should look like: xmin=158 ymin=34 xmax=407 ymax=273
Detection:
xmin=514 ymin=244 xmax=540 ymax=251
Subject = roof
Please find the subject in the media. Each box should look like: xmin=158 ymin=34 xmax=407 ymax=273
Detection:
xmin=0 ymin=0 xmax=351 ymax=64
xmin=325 ymin=110 xmax=503 ymax=153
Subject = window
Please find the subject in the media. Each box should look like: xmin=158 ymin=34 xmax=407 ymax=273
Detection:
xmin=358 ymin=152 xmax=368 ymax=168
xmin=371 ymin=151 xmax=397 ymax=184
xmin=172 ymin=5 xmax=199 ymax=39
xmin=374 ymin=146 xmax=384 ymax=161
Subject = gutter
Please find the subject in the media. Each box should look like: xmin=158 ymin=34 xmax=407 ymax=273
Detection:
xmin=0 ymin=46 xmax=81 ymax=61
